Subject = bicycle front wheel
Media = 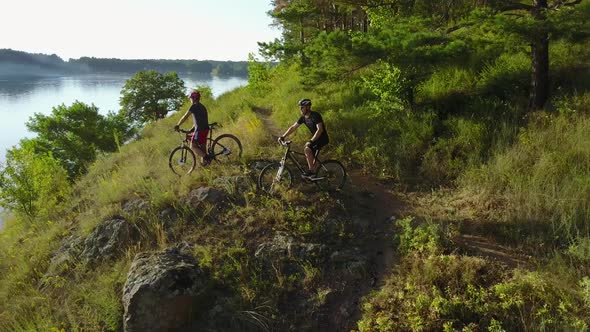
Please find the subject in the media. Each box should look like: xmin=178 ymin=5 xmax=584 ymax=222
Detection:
xmin=316 ymin=160 xmax=347 ymax=191
xmin=169 ymin=146 xmax=196 ymax=176
xmin=210 ymin=134 xmax=243 ymax=164
xmin=258 ymin=162 xmax=293 ymax=194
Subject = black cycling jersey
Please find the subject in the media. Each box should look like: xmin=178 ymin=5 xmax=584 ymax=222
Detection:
xmin=189 ymin=102 xmax=209 ymax=132
xmin=297 ymin=111 xmax=329 ymax=144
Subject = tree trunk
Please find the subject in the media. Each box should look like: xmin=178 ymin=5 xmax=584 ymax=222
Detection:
xmin=529 ymin=0 xmax=549 ymax=110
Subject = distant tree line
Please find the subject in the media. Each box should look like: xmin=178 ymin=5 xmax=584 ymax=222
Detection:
xmin=0 ymin=49 xmax=249 ymax=77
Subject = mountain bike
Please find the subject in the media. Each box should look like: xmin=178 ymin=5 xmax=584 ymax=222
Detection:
xmin=258 ymin=139 xmax=346 ymax=194
xmin=169 ymin=122 xmax=242 ymax=176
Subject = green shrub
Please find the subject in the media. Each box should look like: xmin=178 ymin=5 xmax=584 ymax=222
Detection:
xmin=493 ymin=270 xmax=589 ymax=331
xmin=420 ymin=117 xmax=488 ymax=185
xmin=357 ymin=258 xmax=590 ymax=331
xmin=550 ymin=40 xmax=590 ymax=93
xmin=461 ymin=112 xmax=590 ymax=241
xmin=477 ymin=52 xmax=530 ymax=101
xmin=396 ymin=216 xmax=444 ymax=256
xmin=356 ymin=254 xmax=498 ymax=332
xmin=417 ymin=67 xmax=478 ymax=113
xmin=0 ymin=146 xmax=71 ymax=220
xmin=553 ymin=91 xmax=590 ymax=116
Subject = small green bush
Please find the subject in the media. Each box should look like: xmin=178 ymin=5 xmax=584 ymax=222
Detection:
xmin=421 ymin=117 xmax=488 ymax=185
xmin=396 ymin=216 xmax=444 ymax=256
xmin=477 ymin=52 xmax=530 ymax=101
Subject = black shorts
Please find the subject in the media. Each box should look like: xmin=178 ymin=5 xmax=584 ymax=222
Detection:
xmin=309 ymin=139 xmax=328 ymax=152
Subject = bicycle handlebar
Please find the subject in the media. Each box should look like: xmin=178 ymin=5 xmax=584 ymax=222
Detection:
xmin=278 ymin=138 xmax=292 ymax=146
xmin=176 ymin=122 xmax=220 ymax=134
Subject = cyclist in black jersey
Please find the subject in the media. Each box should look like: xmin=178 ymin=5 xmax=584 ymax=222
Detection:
xmin=278 ymin=98 xmax=329 ymax=179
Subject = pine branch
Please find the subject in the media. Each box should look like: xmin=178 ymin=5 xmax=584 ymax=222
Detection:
xmin=446 ymin=22 xmax=475 ymax=34
xmin=549 ymin=0 xmax=583 ymax=9
xmin=498 ymin=1 xmax=534 ymax=12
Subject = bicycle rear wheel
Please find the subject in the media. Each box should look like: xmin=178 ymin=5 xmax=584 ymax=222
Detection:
xmin=316 ymin=160 xmax=346 ymax=191
xmin=258 ymin=162 xmax=293 ymax=194
xmin=169 ymin=146 xmax=196 ymax=176
xmin=210 ymin=134 xmax=243 ymax=164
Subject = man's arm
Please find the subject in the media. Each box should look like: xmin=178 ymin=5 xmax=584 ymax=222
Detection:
xmin=280 ymin=121 xmax=300 ymax=139
xmin=175 ymin=110 xmax=191 ymax=130
xmin=308 ymin=122 xmax=324 ymax=143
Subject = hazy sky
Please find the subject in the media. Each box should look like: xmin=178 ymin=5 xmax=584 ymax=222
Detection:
xmin=0 ymin=0 xmax=282 ymax=61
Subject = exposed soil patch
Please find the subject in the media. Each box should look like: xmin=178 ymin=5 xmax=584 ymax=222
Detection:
xmin=454 ymin=233 xmax=532 ymax=269
xmin=317 ymin=170 xmax=407 ymax=331
xmin=254 ymin=107 xmax=282 ymax=138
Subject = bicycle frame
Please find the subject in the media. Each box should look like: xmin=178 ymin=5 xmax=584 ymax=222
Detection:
xmin=180 ymin=122 xmax=219 ymax=154
xmin=276 ymin=141 xmax=326 ymax=181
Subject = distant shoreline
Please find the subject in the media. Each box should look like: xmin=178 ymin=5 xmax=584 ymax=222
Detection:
xmin=0 ymin=70 xmax=248 ymax=80
xmin=1 ymin=48 xmax=255 ymax=79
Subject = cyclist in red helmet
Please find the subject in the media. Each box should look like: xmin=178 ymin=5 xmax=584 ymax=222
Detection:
xmin=279 ymin=98 xmax=330 ymax=179
xmin=174 ymin=90 xmax=211 ymax=166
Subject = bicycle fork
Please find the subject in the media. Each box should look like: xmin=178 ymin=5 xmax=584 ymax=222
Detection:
xmin=274 ymin=156 xmax=287 ymax=183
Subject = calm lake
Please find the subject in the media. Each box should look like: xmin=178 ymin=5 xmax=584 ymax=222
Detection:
xmin=0 ymin=73 xmax=248 ymax=162
xmin=0 ymin=73 xmax=248 ymax=228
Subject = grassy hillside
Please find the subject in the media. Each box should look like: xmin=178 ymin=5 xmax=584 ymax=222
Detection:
xmin=2 ymin=36 xmax=590 ymax=332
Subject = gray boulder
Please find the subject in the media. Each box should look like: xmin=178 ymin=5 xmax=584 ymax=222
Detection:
xmin=330 ymin=248 xmax=368 ymax=281
xmin=122 ymin=199 xmax=150 ymax=214
xmin=255 ymin=232 xmax=325 ymax=261
xmin=249 ymin=159 xmax=272 ymax=172
xmin=81 ymin=217 xmax=139 ymax=264
xmin=185 ymin=187 xmax=225 ymax=209
xmin=123 ymin=248 xmax=211 ymax=332
xmin=212 ymin=175 xmax=255 ymax=195
xmin=44 ymin=234 xmax=84 ymax=278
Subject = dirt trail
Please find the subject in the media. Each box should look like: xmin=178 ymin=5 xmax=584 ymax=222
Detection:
xmin=321 ymin=170 xmax=405 ymax=331
xmin=455 ymin=233 xmax=532 ymax=269
xmin=254 ymin=107 xmax=405 ymax=329
xmin=254 ymin=107 xmax=282 ymax=140
xmin=253 ymin=107 xmax=530 ymax=330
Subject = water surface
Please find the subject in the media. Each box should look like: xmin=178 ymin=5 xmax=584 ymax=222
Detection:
xmin=0 ymin=74 xmax=247 ymax=161
xmin=0 ymin=74 xmax=247 ymax=228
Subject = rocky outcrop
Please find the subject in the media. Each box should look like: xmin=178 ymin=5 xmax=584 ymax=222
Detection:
xmin=249 ymin=159 xmax=272 ymax=172
xmin=185 ymin=187 xmax=225 ymax=209
xmin=255 ymin=232 xmax=326 ymax=261
xmin=212 ymin=175 xmax=255 ymax=195
xmin=81 ymin=217 xmax=139 ymax=265
xmin=122 ymin=198 xmax=150 ymax=214
xmin=330 ymin=248 xmax=368 ymax=281
xmin=123 ymin=248 xmax=212 ymax=332
xmin=44 ymin=234 xmax=85 ymax=278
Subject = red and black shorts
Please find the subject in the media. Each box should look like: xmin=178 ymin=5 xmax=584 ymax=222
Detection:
xmin=191 ymin=130 xmax=209 ymax=146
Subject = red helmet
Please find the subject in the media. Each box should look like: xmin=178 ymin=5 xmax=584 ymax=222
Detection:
xmin=190 ymin=91 xmax=201 ymax=100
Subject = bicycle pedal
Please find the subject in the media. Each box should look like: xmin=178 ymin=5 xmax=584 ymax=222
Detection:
xmin=309 ymin=176 xmax=325 ymax=181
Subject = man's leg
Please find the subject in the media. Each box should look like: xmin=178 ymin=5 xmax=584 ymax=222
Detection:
xmin=190 ymin=142 xmax=206 ymax=157
xmin=191 ymin=141 xmax=208 ymax=161
xmin=304 ymin=145 xmax=315 ymax=173
xmin=191 ymin=130 xmax=210 ymax=165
